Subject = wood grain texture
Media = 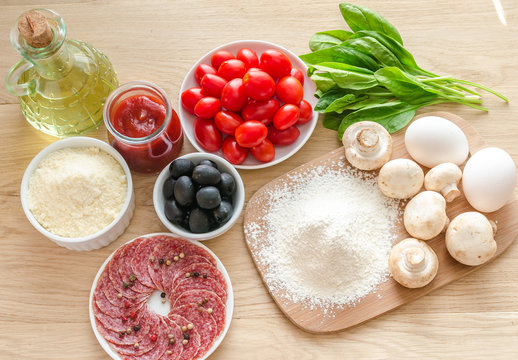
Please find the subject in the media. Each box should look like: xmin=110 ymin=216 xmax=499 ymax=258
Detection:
xmin=244 ymin=111 xmax=518 ymax=333
xmin=0 ymin=0 xmax=518 ymax=359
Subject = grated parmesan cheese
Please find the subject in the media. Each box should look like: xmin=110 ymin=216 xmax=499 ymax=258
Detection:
xmin=245 ymin=159 xmax=402 ymax=314
xmin=27 ymin=146 xmax=127 ymax=238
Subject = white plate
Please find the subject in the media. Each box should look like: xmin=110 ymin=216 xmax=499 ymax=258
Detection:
xmin=178 ymin=40 xmax=318 ymax=169
xmin=89 ymin=233 xmax=234 ymax=360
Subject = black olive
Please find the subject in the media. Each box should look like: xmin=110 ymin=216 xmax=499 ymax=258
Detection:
xmin=218 ymin=172 xmax=236 ymax=197
xmin=196 ymin=186 xmax=221 ymax=209
xmin=164 ymin=199 xmax=184 ymax=224
xmin=162 ymin=177 xmax=176 ymax=200
xmin=189 ymin=208 xmax=210 ymax=233
xmin=192 ymin=165 xmax=221 ymax=185
xmin=174 ymin=176 xmax=194 ymax=207
xmin=213 ymin=201 xmax=233 ymax=224
xmin=169 ymin=159 xmax=195 ymax=179
xmin=199 ymin=159 xmax=218 ymax=169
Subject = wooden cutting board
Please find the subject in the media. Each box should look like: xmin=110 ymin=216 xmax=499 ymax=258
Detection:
xmin=243 ymin=111 xmax=518 ymax=334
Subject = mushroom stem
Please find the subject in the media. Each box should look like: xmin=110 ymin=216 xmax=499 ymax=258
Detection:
xmin=403 ymin=247 xmax=426 ymax=272
xmin=356 ymin=129 xmax=379 ymax=154
xmin=441 ymin=184 xmax=461 ymax=202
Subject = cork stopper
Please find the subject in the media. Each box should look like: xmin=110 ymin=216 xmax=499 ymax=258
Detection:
xmin=18 ymin=10 xmax=53 ymax=48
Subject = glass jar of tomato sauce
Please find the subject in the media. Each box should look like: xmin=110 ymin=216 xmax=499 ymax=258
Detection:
xmin=104 ymin=81 xmax=183 ymax=173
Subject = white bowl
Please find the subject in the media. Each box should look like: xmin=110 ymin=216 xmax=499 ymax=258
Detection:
xmin=153 ymin=153 xmax=245 ymax=241
xmin=20 ymin=137 xmax=135 ymax=251
xmin=178 ymin=40 xmax=318 ymax=169
xmin=89 ymin=233 xmax=234 ymax=360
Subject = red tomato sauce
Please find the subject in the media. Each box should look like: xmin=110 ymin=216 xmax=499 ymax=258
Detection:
xmin=111 ymin=95 xmax=166 ymax=138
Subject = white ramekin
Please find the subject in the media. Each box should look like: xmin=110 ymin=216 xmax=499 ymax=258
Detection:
xmin=20 ymin=137 xmax=135 ymax=251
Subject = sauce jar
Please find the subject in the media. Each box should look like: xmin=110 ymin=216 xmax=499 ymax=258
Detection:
xmin=104 ymin=81 xmax=183 ymax=173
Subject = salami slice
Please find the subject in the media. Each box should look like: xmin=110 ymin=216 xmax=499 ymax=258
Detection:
xmin=172 ymin=289 xmax=226 ymax=336
xmin=171 ymin=262 xmax=227 ymax=297
xmin=172 ymin=277 xmax=227 ymax=304
xmin=168 ymin=314 xmax=201 ymax=360
xmin=173 ymin=304 xmax=218 ymax=358
xmin=96 ymin=311 xmax=152 ymax=346
xmin=99 ymin=272 xmax=148 ymax=308
xmin=93 ymin=301 xmax=144 ymax=332
xmin=162 ymin=255 xmax=213 ymax=295
xmin=158 ymin=316 xmax=184 ymax=360
xmin=119 ymin=239 xmax=154 ymax=294
xmin=147 ymin=237 xmax=179 ymax=291
xmin=108 ymin=311 xmax=162 ymax=356
xmin=131 ymin=236 xmax=164 ymax=288
xmin=95 ymin=290 xmax=144 ymax=318
xmin=109 ymin=244 xmax=140 ymax=298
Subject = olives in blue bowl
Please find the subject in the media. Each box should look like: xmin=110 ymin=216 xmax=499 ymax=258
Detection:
xmin=153 ymin=153 xmax=245 ymax=241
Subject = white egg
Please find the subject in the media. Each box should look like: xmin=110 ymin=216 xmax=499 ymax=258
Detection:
xmin=404 ymin=116 xmax=469 ymax=168
xmin=462 ymin=147 xmax=516 ymax=213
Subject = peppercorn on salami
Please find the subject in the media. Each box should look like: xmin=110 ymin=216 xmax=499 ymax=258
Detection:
xmin=91 ymin=235 xmax=229 ymax=359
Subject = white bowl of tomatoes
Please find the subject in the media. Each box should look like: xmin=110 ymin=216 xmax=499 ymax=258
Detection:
xmin=179 ymin=40 xmax=318 ymax=169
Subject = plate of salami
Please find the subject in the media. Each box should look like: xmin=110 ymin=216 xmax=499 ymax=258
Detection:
xmin=89 ymin=233 xmax=233 ymax=360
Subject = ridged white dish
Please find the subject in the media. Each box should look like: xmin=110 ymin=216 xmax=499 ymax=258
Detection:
xmin=20 ymin=137 xmax=135 ymax=251
xmin=178 ymin=40 xmax=318 ymax=169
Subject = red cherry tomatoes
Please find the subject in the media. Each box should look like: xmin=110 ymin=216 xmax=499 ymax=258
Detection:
xmin=250 ymin=139 xmax=275 ymax=162
xmin=242 ymin=70 xmax=276 ymax=101
xmin=200 ymin=74 xmax=227 ymax=98
xmin=267 ymin=125 xmax=300 ymax=145
xmin=214 ymin=110 xmax=243 ymax=135
xmin=195 ymin=64 xmax=217 ymax=85
xmin=220 ymin=78 xmax=248 ymax=112
xmin=181 ymin=87 xmax=205 ymax=114
xmin=273 ymin=104 xmax=300 ymax=130
xmin=298 ymin=100 xmax=313 ymax=124
xmin=234 ymin=120 xmax=268 ymax=148
xmin=237 ymin=48 xmax=259 ymax=69
xmin=217 ymin=59 xmax=247 ymax=80
xmin=276 ymin=76 xmax=303 ymax=104
xmin=242 ymin=99 xmax=280 ymax=125
xmin=290 ymin=68 xmax=305 ymax=86
xmin=211 ymin=50 xmax=235 ymax=70
xmin=194 ymin=117 xmax=222 ymax=151
xmin=260 ymin=49 xmax=292 ymax=78
xmin=222 ymin=136 xmax=248 ymax=164
xmin=194 ymin=97 xmax=220 ymax=119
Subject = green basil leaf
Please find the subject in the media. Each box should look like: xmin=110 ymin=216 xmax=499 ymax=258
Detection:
xmin=315 ymin=89 xmax=350 ymax=112
xmin=309 ymin=72 xmax=337 ymax=92
xmin=311 ymin=64 xmax=378 ymax=91
xmin=344 ymin=37 xmax=402 ymax=68
xmin=374 ymin=67 xmax=436 ymax=104
xmin=339 ymin=3 xmax=403 ymax=44
xmin=309 ymin=30 xmax=353 ymax=51
xmin=323 ymin=112 xmax=346 ymax=131
xmin=299 ymin=45 xmax=380 ymax=71
xmin=337 ymin=101 xmax=419 ymax=138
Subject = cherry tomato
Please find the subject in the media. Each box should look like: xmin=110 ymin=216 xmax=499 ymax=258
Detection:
xmin=195 ymin=64 xmax=217 ymax=85
xmin=259 ymin=49 xmax=292 ymax=78
xmin=214 ymin=110 xmax=243 ymax=135
xmin=181 ymin=87 xmax=205 ymax=114
xmin=222 ymin=136 xmax=249 ymax=164
xmin=235 ymin=120 xmax=268 ymax=148
xmin=237 ymin=48 xmax=259 ymax=69
xmin=194 ymin=117 xmax=222 ymax=151
xmin=211 ymin=50 xmax=235 ymax=70
xmin=250 ymin=139 xmax=275 ymax=163
xmin=247 ymin=67 xmax=261 ymax=72
xmin=242 ymin=99 xmax=280 ymax=125
xmin=267 ymin=125 xmax=300 ymax=145
xmin=290 ymin=68 xmax=305 ymax=86
xmin=276 ymin=76 xmax=303 ymax=104
xmin=194 ymin=97 xmax=220 ymax=119
xmin=273 ymin=104 xmax=300 ymax=130
xmin=220 ymin=78 xmax=248 ymax=112
xmin=217 ymin=59 xmax=247 ymax=80
xmin=298 ymin=100 xmax=313 ymax=124
xmin=200 ymin=74 xmax=227 ymax=98
xmin=242 ymin=70 xmax=276 ymax=101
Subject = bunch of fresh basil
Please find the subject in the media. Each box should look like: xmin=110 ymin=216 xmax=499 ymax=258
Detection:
xmin=300 ymin=3 xmax=508 ymax=139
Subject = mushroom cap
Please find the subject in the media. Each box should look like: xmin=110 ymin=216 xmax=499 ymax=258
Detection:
xmin=343 ymin=121 xmax=393 ymax=171
xmin=424 ymin=163 xmax=462 ymax=202
xmin=378 ymin=159 xmax=424 ymax=199
xmin=404 ymin=191 xmax=448 ymax=240
xmin=389 ymin=238 xmax=439 ymax=288
xmin=445 ymin=212 xmax=497 ymax=266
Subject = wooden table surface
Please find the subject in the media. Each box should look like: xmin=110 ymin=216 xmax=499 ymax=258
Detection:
xmin=1 ymin=1 xmax=517 ymax=359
